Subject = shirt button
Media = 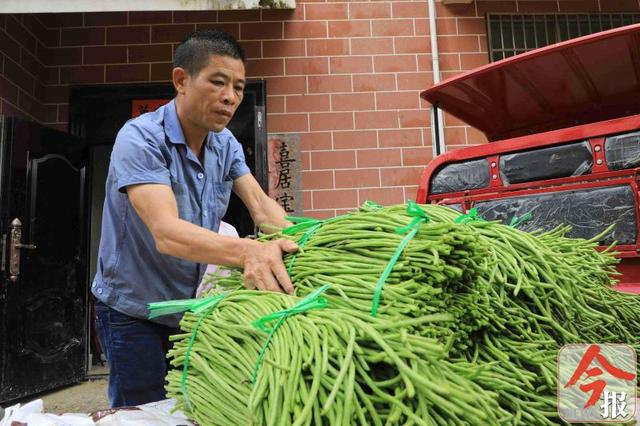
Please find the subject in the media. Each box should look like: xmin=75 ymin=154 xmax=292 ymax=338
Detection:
xmin=97 ymin=288 xmax=103 ymax=294
xmin=197 ymin=172 xmax=204 ymax=180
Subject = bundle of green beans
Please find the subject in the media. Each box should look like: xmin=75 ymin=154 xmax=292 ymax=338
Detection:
xmin=169 ymin=202 xmax=640 ymax=425
xmin=166 ymin=290 xmax=504 ymax=426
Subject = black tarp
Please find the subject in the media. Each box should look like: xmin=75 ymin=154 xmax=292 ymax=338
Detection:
xmin=430 ymin=159 xmax=490 ymax=195
xmin=605 ymin=131 xmax=640 ymax=171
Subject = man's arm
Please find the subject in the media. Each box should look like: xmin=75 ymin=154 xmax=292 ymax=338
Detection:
xmin=233 ymin=173 xmax=292 ymax=233
xmin=127 ymin=183 xmax=297 ymax=293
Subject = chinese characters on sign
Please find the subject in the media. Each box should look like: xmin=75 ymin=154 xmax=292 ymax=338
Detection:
xmin=268 ymin=134 xmax=301 ymax=215
xmin=558 ymin=344 xmax=636 ymax=422
xmin=131 ymin=99 xmax=170 ymax=118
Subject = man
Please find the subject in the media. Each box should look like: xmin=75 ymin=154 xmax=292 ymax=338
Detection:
xmin=92 ymin=29 xmax=298 ymax=408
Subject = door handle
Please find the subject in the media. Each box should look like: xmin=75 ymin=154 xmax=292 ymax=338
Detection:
xmin=9 ymin=218 xmax=36 ymax=282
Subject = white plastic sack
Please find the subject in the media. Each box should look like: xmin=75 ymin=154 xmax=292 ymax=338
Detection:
xmin=0 ymin=399 xmax=93 ymax=426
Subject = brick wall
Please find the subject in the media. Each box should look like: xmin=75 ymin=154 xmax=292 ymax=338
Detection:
xmin=0 ymin=0 xmax=638 ymax=218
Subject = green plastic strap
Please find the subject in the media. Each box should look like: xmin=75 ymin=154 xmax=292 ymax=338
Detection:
xmin=361 ymin=200 xmax=384 ymax=211
xmin=147 ymin=293 xmax=226 ymax=410
xmin=282 ymin=216 xmax=322 ymax=235
xmin=509 ymin=212 xmax=533 ymax=228
xmin=371 ymin=201 xmax=429 ymax=317
xmin=251 ymin=284 xmax=330 ymax=384
xmin=455 ymin=207 xmax=484 ymax=224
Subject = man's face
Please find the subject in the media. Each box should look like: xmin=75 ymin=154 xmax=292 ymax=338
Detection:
xmin=178 ymin=55 xmax=246 ymax=133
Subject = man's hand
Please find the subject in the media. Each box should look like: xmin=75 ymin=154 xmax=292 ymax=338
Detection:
xmin=241 ymin=239 xmax=299 ymax=294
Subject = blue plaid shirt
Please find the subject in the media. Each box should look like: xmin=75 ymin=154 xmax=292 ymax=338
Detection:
xmin=91 ymin=100 xmax=250 ymax=327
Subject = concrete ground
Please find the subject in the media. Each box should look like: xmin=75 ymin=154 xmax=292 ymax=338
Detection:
xmin=38 ymin=365 xmax=109 ymax=414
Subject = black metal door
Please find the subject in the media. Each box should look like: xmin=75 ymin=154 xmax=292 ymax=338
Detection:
xmin=0 ymin=116 xmax=87 ymax=403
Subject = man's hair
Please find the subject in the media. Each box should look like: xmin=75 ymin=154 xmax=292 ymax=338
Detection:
xmin=173 ymin=29 xmax=246 ymax=76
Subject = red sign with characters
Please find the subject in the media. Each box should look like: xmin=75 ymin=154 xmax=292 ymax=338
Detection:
xmin=131 ymin=99 xmax=170 ymax=118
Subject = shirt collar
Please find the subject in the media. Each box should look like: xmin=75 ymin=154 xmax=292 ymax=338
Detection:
xmin=164 ymin=99 xmax=217 ymax=150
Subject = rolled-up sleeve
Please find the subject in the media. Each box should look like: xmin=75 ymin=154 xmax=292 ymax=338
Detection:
xmin=228 ymin=136 xmax=251 ymax=180
xmin=111 ymin=123 xmax=171 ymax=193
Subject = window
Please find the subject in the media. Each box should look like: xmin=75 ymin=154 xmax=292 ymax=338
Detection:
xmin=487 ymin=14 xmax=640 ymax=62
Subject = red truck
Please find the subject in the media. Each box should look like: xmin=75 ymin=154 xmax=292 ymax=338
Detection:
xmin=418 ymin=23 xmax=640 ymax=293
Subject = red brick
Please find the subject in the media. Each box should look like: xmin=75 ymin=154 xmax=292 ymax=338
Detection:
xmin=417 ymin=54 xmax=433 ymax=71
xmin=1 ymin=100 xmax=27 ymax=120
xmin=349 ymin=2 xmax=391 ymax=19
xmin=414 ymin=19 xmax=429 ymax=36
xmin=195 ymin=23 xmax=240 ymax=40
xmin=372 ymin=19 xmax=414 ymax=37
xmin=402 ymin=147 xmax=432 ymax=166
xmin=22 ymin=15 xmax=48 ymax=45
xmin=302 ymin=171 xmax=334 ymax=190
xmin=351 ymin=37 xmax=393 ymax=55
xmin=6 ymin=16 xmax=37 ymax=52
xmin=333 ymin=130 xmax=378 ymax=149
xmin=399 ymin=109 xmax=429 ymax=128
xmin=305 ymin=3 xmax=348 ymax=20
xmin=479 ymin=35 xmax=488 ymax=53
xmin=218 ymin=10 xmax=261 ymax=22
xmin=61 ymin=27 xmax=105 ymax=46
xmin=379 ymin=128 xmax=422 ymax=147
xmin=246 ymin=59 xmax=284 ymax=77
xmin=353 ymin=73 xmax=396 ymax=92
xmin=393 ymin=1 xmax=428 ymax=18
xmin=438 ymin=35 xmax=479 ymax=53
xmin=40 ymin=47 xmax=81 ymax=66
xmin=331 ymin=93 xmax=375 ymax=111
xmin=266 ymin=76 xmax=306 ymax=95
xmin=129 ymin=11 xmax=172 ymax=24
xmin=0 ymin=76 xmax=19 ymax=105
xmin=310 ymin=112 xmax=354 ymax=131
xmin=444 ymin=112 xmax=466 ymax=127
xmin=356 ymin=111 xmax=399 ymax=129
xmin=267 ymin=95 xmax=284 ymax=114
xmin=444 ymin=127 xmax=467 ymax=145
xmin=57 ymin=104 xmax=69 ymax=123
xmin=328 ymin=21 xmax=370 ymax=38
xmin=457 ymin=18 xmax=486 ymax=35
xmin=311 ymin=150 xmax=356 ymax=170
xmin=241 ymin=22 xmax=283 ymax=40
xmin=128 ymin=44 xmax=173 ymax=63
xmin=107 ymin=26 xmax=150 ymax=45
xmin=43 ymin=104 xmax=58 ymax=123
xmin=381 ymin=166 xmax=422 ymax=186
xmin=60 ymin=65 xmax=104 ymax=84
xmin=308 ymin=75 xmax=351 ymax=93
xmin=305 ymin=209 xmax=335 ymax=219
xmin=301 ymin=151 xmax=310 ymax=170
xmin=152 ymin=24 xmax=195 ymax=43
xmin=303 ymin=189 xmax=313 ymax=210
xmin=20 ymin=49 xmax=45 ymax=81
xmin=264 ymin=40 xmax=305 ymax=58
xmin=150 ymin=62 xmax=172 ymax=81
xmin=84 ymin=46 xmax=127 ymax=64
xmin=558 ymin=1 xmax=599 ymax=11
xmin=600 ymin=0 xmax=639 ymax=10
xmin=394 ymin=37 xmax=430 ymax=54
xmin=331 ymin=56 xmax=373 ymax=74
xmin=106 ymin=63 xmax=149 ymax=82
xmin=285 ymin=22 xmax=327 ymax=39
xmin=335 ymin=168 xmax=379 ymax=188
xmin=47 ymin=12 xmax=84 ymax=28
xmin=45 ymin=68 xmax=59 ymax=84
xmin=374 ymin=54 xmax=416 ymax=72
xmin=84 ymin=12 xmax=128 ymax=26
xmin=18 ymin=90 xmax=45 ymax=121
xmin=43 ymin=85 xmax=69 ymax=103
xmin=518 ymin=1 xmax=560 ymax=12
xmin=262 ymin=8 xmax=305 ymax=22
xmin=435 ymin=2 xmax=476 ymax=18
xmin=440 ymin=54 xmax=461 ymax=71
xmin=435 ymin=18 xmax=457 ymax=35
xmin=313 ymin=189 xmax=358 ymax=209
xmin=398 ymin=72 xmax=433 ymax=90
xmin=461 ymin=53 xmax=488 ymax=70
xmin=173 ymin=11 xmax=219 ymax=23
xmin=286 ymin=58 xmax=329 ymax=75
xmin=307 ymin=39 xmax=350 ymax=56
xmin=466 ymin=126 xmax=489 ymax=145
xmin=300 ymin=132 xmax=332 ymax=150
xmin=286 ymin=94 xmax=330 ymax=112
xmin=475 ymin=1 xmax=517 ymax=14
xmin=233 ymin=40 xmax=258 ymax=59
xmin=4 ymin=58 xmax=34 ymax=93
xmin=268 ymin=113 xmax=309 ymax=132
xmin=359 ymin=187 xmax=404 ymax=205
xmin=0 ymin=30 xmax=21 ymax=59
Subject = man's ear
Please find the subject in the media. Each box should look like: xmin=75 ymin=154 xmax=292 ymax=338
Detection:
xmin=172 ymin=67 xmax=189 ymax=95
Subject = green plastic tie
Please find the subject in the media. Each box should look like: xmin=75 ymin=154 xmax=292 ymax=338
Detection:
xmin=371 ymin=201 xmax=429 ymax=317
xmin=282 ymin=216 xmax=323 ymax=235
xmin=251 ymin=284 xmax=330 ymax=384
xmin=147 ymin=293 xmax=226 ymax=411
xmin=361 ymin=200 xmax=384 ymax=211
xmin=509 ymin=212 xmax=533 ymax=228
xmin=455 ymin=207 xmax=484 ymax=224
